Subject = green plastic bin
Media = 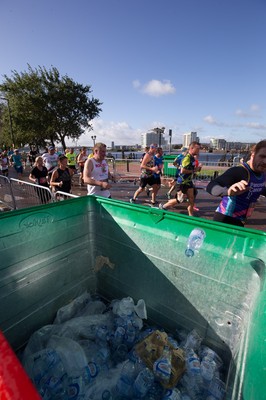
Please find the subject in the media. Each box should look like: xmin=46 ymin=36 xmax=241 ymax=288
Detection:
xmin=0 ymin=196 xmax=265 ymax=399
xmin=163 ymin=154 xmax=179 ymax=177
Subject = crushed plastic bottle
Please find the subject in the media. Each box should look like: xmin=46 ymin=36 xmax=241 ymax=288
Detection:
xmin=185 ymin=228 xmax=206 ymax=257
xmin=133 ymin=367 xmax=154 ymax=398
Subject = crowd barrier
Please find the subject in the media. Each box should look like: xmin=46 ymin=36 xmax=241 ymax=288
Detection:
xmin=0 ymin=177 xmax=79 ymax=211
xmin=108 ymin=158 xmax=229 ymax=181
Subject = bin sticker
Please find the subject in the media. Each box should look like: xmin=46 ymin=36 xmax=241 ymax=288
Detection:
xmin=20 ymin=213 xmax=54 ymax=230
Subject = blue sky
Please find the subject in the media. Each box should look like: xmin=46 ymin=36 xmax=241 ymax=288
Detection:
xmin=1 ymin=0 xmax=265 ymax=147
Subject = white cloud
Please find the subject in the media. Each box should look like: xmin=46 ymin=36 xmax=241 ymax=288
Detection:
xmin=70 ymin=119 xmax=143 ymax=147
xmin=203 ymin=115 xmax=218 ymax=125
xmin=235 ymin=104 xmax=261 ymax=118
xmin=133 ymin=79 xmax=176 ymax=97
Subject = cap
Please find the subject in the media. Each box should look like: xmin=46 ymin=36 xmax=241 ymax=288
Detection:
xmin=48 ymin=146 xmax=55 ymax=151
xmin=181 ymin=147 xmax=188 ymax=152
xmin=150 ymin=143 xmax=158 ymax=149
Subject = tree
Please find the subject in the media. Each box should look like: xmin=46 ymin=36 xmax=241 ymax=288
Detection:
xmin=0 ymin=65 xmax=102 ymax=149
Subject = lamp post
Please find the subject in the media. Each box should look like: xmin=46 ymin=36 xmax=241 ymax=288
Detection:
xmin=91 ymin=135 xmax=96 ymax=147
xmin=0 ymin=96 xmax=15 ymax=146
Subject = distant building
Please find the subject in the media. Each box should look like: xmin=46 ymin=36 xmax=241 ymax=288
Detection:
xmin=141 ymin=131 xmax=168 ymax=148
xmin=210 ymin=138 xmax=227 ymax=150
xmin=183 ymin=132 xmax=199 ymax=147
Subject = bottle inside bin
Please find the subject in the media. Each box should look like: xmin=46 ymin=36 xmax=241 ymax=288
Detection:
xmin=185 ymin=228 xmax=206 ymax=257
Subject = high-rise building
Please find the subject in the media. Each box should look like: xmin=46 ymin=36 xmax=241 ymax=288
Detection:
xmin=141 ymin=131 xmax=168 ymax=148
xmin=183 ymin=132 xmax=199 ymax=147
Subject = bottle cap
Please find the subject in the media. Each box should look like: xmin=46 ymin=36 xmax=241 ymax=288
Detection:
xmin=185 ymin=248 xmax=194 ymax=257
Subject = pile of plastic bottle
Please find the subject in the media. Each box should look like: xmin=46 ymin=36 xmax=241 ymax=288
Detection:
xmin=22 ymin=293 xmax=227 ymax=400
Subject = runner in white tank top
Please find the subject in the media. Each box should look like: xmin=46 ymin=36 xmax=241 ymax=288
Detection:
xmin=84 ymin=142 xmax=114 ymax=197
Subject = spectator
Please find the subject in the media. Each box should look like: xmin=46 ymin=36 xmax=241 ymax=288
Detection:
xmin=83 ymin=142 xmax=114 ymax=198
xmin=50 ymin=155 xmax=74 ymax=194
xmin=159 ymin=142 xmax=202 ymax=216
xmin=206 ymin=140 xmax=266 ymax=227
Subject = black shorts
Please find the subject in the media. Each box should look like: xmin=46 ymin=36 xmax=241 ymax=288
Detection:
xmin=140 ymin=175 xmax=157 ymax=188
xmin=213 ymin=212 xmax=244 ymax=227
xmin=153 ymin=176 xmax=161 ymax=185
xmin=175 ymin=183 xmax=197 ymax=198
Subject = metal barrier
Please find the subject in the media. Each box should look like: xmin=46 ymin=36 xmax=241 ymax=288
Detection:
xmin=9 ymin=179 xmax=54 ymax=209
xmin=0 ymin=176 xmax=16 ymax=210
xmin=53 ymin=191 xmax=79 ymax=202
xmin=108 ymin=158 xmax=229 ymax=181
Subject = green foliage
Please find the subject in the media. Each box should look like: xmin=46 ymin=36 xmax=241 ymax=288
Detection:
xmin=0 ymin=65 xmax=102 ymax=149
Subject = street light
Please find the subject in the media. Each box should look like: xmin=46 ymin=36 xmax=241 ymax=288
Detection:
xmin=91 ymin=135 xmax=96 ymax=147
xmin=0 ymin=96 xmax=15 ymax=145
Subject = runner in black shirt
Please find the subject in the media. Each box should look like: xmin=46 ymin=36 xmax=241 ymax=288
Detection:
xmin=206 ymin=140 xmax=266 ymax=226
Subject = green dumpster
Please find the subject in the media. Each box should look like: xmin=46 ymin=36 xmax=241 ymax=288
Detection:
xmin=0 ymin=196 xmax=265 ymax=399
xmin=163 ymin=154 xmax=179 ymax=177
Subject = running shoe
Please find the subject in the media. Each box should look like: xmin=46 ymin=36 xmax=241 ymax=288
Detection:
xmin=145 ymin=187 xmax=150 ymax=197
xmin=177 ymin=193 xmax=184 ymax=203
xmin=159 ymin=203 xmax=165 ymax=210
xmin=130 ymin=198 xmax=136 ymax=203
xmin=166 ymin=192 xmax=171 ymax=200
xmin=193 ymin=206 xmax=200 ymax=211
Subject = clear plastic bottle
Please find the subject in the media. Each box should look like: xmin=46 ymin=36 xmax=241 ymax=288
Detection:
xmin=205 ymin=376 xmax=226 ymax=400
xmin=185 ymin=350 xmax=203 ymax=399
xmin=133 ymin=367 xmax=154 ymax=398
xmin=153 ymin=346 xmax=172 ymax=383
xmin=116 ymin=359 xmax=137 ymax=398
xmin=200 ymin=356 xmax=216 ymax=386
xmin=162 ymin=388 xmax=182 ymax=399
xmin=185 ymin=228 xmax=206 ymax=257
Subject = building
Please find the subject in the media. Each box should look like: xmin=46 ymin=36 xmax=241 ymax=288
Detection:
xmin=183 ymin=132 xmax=199 ymax=147
xmin=210 ymin=138 xmax=227 ymax=150
xmin=141 ymin=130 xmax=168 ymax=148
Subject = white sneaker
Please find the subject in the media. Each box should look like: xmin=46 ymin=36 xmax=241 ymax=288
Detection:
xmin=177 ymin=193 xmax=184 ymax=203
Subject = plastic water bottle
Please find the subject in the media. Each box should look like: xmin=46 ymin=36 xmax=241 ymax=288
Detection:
xmin=153 ymin=346 xmax=172 ymax=383
xmin=199 ymin=346 xmax=223 ymax=370
xmin=205 ymin=377 xmax=226 ymax=400
xmin=133 ymin=367 xmax=154 ymax=398
xmin=162 ymin=388 xmax=182 ymax=400
xmin=113 ymin=326 xmax=126 ymax=347
xmin=125 ymin=323 xmax=136 ymax=348
xmin=185 ymin=228 xmax=206 ymax=257
xmin=116 ymin=360 xmax=137 ymax=398
xmin=185 ymin=350 xmax=203 ymax=399
xmin=200 ymin=356 xmax=216 ymax=385
xmin=183 ymin=329 xmax=202 ymax=352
